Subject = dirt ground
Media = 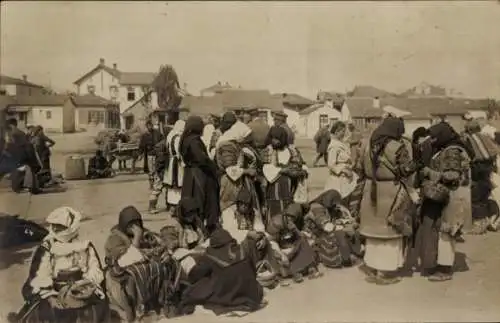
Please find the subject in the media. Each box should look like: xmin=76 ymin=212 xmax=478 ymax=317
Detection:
xmin=1 ymin=138 xmax=500 ymax=322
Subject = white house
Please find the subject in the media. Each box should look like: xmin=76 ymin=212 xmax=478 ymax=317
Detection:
xmin=5 ymin=95 xmax=76 ymax=133
xmin=73 ymin=58 xmax=156 ymax=128
xmin=298 ymin=100 xmax=342 ymax=138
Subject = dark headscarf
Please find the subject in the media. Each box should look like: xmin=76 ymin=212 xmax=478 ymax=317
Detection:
xmin=179 ymin=115 xmax=205 ymax=159
xmin=311 ymin=189 xmax=343 ymax=210
xmin=284 ymin=203 xmax=310 ymax=231
xmin=369 ymin=117 xmax=405 ymax=203
xmin=117 ymin=205 xmax=143 ymax=234
xmin=219 ymin=112 xmax=237 ymax=134
xmin=206 ymin=228 xmax=245 ymax=266
xmin=427 ymin=121 xmax=466 ymax=155
xmin=370 ymin=117 xmax=405 ymax=151
xmin=412 ymin=127 xmax=429 ymax=144
xmin=265 ymin=125 xmax=289 ymax=149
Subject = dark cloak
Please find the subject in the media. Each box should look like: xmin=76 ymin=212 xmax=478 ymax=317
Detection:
xmin=181 ymin=229 xmax=263 ymax=315
xmin=368 ymin=117 xmax=405 ymax=202
xmin=416 ymin=122 xmax=471 ymax=271
xmin=180 ymin=116 xmax=221 ymax=234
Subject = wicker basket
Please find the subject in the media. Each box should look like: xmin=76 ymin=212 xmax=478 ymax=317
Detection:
xmin=65 ymin=156 xmax=86 ymax=180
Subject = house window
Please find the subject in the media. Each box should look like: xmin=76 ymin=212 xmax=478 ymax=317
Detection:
xmin=127 ymin=87 xmax=136 ymax=101
xmin=87 ymin=85 xmax=96 ymax=95
xmin=319 ymin=114 xmax=329 ymax=129
xmin=45 ymin=111 xmax=52 ymax=119
xmin=88 ymin=111 xmax=105 ymax=124
xmin=353 ymin=118 xmax=364 ymax=129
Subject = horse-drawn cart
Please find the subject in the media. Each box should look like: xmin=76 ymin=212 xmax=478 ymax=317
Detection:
xmin=108 ymin=142 xmax=142 ymax=173
xmin=95 ymin=130 xmax=142 ymax=173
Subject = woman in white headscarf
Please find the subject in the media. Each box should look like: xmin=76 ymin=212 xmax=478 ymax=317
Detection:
xmin=12 ymin=207 xmax=108 ymax=323
xmin=164 ymin=120 xmax=186 ymax=211
xmin=216 ymin=112 xmax=266 ymax=241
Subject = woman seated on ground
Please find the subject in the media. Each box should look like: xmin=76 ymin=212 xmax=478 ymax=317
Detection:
xmin=180 ymin=228 xmax=266 ymax=317
xmin=158 ymin=202 xmax=208 ymax=318
xmin=12 ymin=207 xmax=108 ymax=323
xmin=266 ymin=203 xmax=321 ymax=284
xmin=87 ymin=150 xmax=114 ymax=179
xmin=104 ymin=206 xmax=178 ymax=322
xmin=305 ymin=190 xmax=364 ymax=269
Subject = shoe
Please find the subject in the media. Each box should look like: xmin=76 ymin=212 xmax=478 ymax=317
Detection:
xmin=428 ymin=272 xmax=452 ymax=282
xmin=374 ymin=272 xmax=402 ymax=285
xmin=375 ymin=275 xmax=402 ymax=285
xmin=308 ymin=267 xmax=323 ymax=279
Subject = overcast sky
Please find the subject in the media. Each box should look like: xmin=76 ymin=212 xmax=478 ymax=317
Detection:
xmin=1 ymin=1 xmax=499 ymax=98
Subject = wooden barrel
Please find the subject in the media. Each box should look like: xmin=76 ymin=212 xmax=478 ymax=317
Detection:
xmin=65 ymin=155 xmax=86 ymax=180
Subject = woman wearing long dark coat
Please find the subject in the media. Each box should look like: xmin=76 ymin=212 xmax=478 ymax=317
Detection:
xmin=180 ymin=116 xmax=221 ymax=235
xmin=180 ymin=228 xmax=265 ymax=316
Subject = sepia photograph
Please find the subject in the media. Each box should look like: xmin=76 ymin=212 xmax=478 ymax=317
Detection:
xmin=1 ymin=1 xmax=500 ymax=322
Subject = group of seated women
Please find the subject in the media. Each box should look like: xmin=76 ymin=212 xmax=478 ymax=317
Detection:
xmin=10 ymin=187 xmax=362 ymax=323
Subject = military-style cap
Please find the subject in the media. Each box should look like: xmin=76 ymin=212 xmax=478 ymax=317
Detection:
xmin=272 ymin=111 xmax=287 ymax=120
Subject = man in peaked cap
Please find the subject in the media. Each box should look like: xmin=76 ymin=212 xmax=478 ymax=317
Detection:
xmin=240 ymin=108 xmax=259 ymax=125
xmin=272 ymin=111 xmax=295 ymax=146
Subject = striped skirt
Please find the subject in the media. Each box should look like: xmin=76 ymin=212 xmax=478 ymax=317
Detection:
xmin=22 ymin=296 xmax=108 ymax=323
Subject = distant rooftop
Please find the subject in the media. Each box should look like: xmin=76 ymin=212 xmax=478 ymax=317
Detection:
xmin=0 ymin=74 xmax=44 ymax=88
xmin=73 ymin=58 xmax=156 ymax=86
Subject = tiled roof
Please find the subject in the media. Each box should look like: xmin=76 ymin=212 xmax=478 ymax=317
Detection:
xmin=73 ymin=63 xmax=155 ymax=86
xmin=345 ymin=97 xmax=385 ymax=118
xmin=12 ymin=94 xmax=70 ymax=106
xmin=119 ymin=72 xmax=157 ymax=86
xmin=201 ymin=83 xmax=233 ymax=93
xmin=218 ymin=89 xmax=283 ymax=112
xmin=298 ymin=103 xmax=324 ymax=115
xmin=72 ymin=94 xmax=118 ymax=107
xmin=350 ymin=85 xmax=394 ymax=98
xmin=73 ymin=65 xmax=121 ymax=85
xmin=272 ymin=93 xmax=314 ymax=107
xmin=0 ymin=74 xmax=44 ymax=88
xmin=179 ymin=95 xmax=225 ymax=116
xmin=178 ymin=89 xmax=284 ymax=116
xmin=1 ymin=93 xmax=115 ymax=109
xmin=381 ymin=97 xmax=471 ymax=116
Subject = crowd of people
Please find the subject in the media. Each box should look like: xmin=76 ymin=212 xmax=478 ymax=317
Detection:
xmin=0 ymin=119 xmax=59 ymax=193
xmin=4 ymin=108 xmax=500 ymax=322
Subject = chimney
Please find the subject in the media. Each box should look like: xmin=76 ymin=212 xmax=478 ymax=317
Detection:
xmin=22 ymin=75 xmax=27 ymax=82
xmin=373 ymin=96 xmax=380 ymax=109
xmin=113 ymin=63 xmax=117 ymax=70
xmin=99 ymin=58 xmax=105 ymax=65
